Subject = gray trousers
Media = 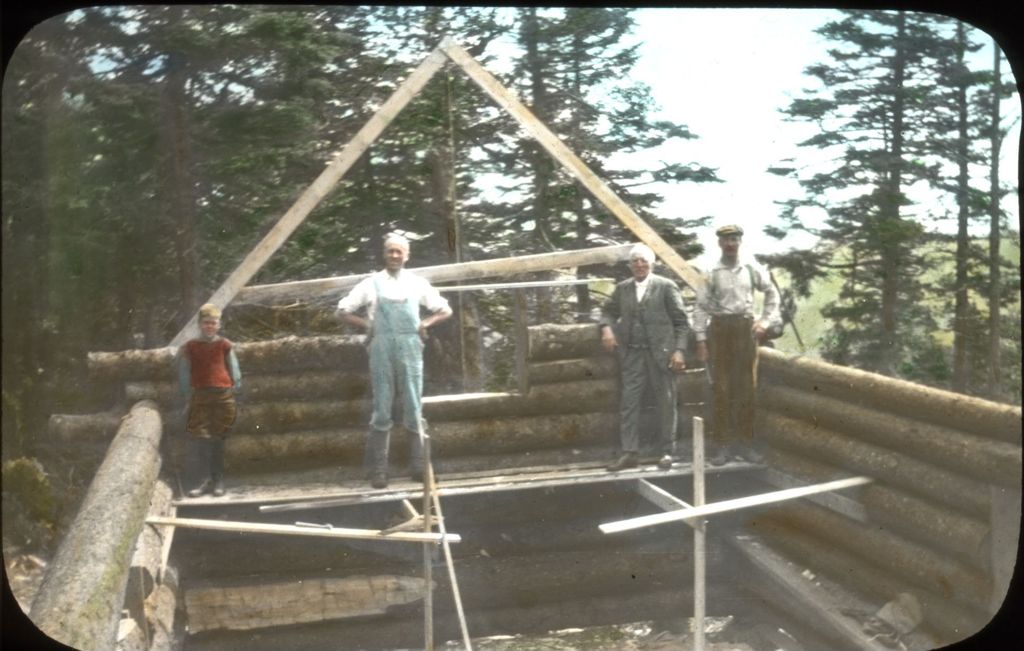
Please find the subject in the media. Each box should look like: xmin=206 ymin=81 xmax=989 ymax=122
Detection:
xmin=617 ymin=346 xmax=678 ymax=455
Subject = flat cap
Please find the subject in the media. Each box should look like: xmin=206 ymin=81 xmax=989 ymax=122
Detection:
xmin=199 ymin=303 xmax=222 ymax=320
xmin=715 ymin=224 xmax=744 ymax=237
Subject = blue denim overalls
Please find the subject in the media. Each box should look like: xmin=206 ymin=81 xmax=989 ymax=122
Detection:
xmin=365 ymin=275 xmax=425 ymax=475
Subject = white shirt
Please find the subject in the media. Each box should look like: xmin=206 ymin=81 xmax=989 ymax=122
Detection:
xmin=634 ymin=275 xmax=651 ymax=302
xmin=337 ymin=269 xmax=451 ymax=324
xmin=692 ymin=256 xmax=781 ymax=341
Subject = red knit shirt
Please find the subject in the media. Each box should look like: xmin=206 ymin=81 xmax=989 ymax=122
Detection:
xmin=185 ymin=338 xmax=234 ymax=389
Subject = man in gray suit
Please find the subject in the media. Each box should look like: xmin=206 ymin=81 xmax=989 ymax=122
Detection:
xmin=599 ymin=244 xmax=690 ymax=471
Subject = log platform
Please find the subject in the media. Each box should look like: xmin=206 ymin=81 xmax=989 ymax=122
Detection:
xmin=175 ymin=458 xmax=762 ymax=509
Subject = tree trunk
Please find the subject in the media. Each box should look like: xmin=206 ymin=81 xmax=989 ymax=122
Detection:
xmin=987 ymin=39 xmax=1003 ymax=399
xmin=160 ymin=37 xmax=199 ymax=320
xmin=878 ymin=12 xmax=908 ymax=375
xmin=31 ymin=401 xmax=163 ymax=651
xmin=952 ymin=22 xmax=971 ymax=392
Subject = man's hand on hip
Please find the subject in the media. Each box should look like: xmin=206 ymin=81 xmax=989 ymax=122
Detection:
xmin=600 ymin=327 xmax=618 ymax=353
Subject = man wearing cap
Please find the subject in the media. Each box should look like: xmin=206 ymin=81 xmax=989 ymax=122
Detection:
xmin=599 ymin=243 xmax=690 ymax=472
xmin=693 ymin=225 xmax=781 ymax=465
xmin=337 ymin=233 xmax=453 ymax=489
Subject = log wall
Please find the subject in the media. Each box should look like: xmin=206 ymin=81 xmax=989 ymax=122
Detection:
xmin=752 ymin=346 xmax=1021 ymax=646
xmin=41 ymin=324 xmax=1022 ymax=650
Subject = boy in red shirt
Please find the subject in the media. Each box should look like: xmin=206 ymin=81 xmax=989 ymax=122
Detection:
xmin=177 ymin=303 xmax=242 ymax=497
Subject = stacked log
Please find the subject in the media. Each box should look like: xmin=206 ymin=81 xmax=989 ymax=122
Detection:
xmin=753 ymin=347 xmax=1021 ymax=645
xmin=31 ymin=401 xmax=164 ymax=651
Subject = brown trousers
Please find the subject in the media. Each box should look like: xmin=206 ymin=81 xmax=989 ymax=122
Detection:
xmin=186 ymin=388 xmax=237 ymax=438
xmin=708 ymin=315 xmax=758 ymax=443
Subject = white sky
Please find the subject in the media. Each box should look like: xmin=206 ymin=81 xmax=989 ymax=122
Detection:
xmin=484 ymin=8 xmax=1021 ymax=260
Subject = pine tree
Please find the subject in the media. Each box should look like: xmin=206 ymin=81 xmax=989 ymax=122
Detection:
xmin=773 ymin=10 xmax=957 ymax=378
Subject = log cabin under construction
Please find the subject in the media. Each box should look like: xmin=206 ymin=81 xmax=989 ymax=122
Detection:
xmin=21 ymin=39 xmax=1023 ymax=651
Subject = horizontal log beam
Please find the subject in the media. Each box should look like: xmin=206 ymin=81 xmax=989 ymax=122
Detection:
xmin=760 ymin=500 xmax=992 ymax=611
xmin=126 ymin=371 xmax=370 ymax=406
xmin=233 ymin=244 xmax=634 ymax=307
xmin=759 ymin=347 xmax=1022 ymax=444
xmin=763 ymin=448 xmax=990 ymax=568
xmin=31 ymin=401 xmax=163 ymax=651
xmin=753 ymin=519 xmax=987 ymax=645
xmin=760 ymin=384 xmax=1021 ymax=487
xmin=88 ymin=335 xmax=367 ymax=382
xmin=758 ymin=409 xmax=993 ymax=516
xmin=184 ymin=574 xmax=430 ymax=633
xmin=528 ymin=357 xmax=618 ymax=384
xmin=528 ymin=323 xmax=602 ymax=361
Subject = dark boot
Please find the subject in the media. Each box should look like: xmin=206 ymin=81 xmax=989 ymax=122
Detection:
xmin=185 ymin=437 xmax=213 ymax=497
xmin=365 ymin=429 xmax=390 ymax=488
xmin=210 ymin=438 xmax=226 ymax=496
xmin=406 ymin=425 xmax=425 ymax=483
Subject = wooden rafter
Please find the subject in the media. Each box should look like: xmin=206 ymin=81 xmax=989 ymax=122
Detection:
xmin=173 ymin=39 xmax=704 ymax=345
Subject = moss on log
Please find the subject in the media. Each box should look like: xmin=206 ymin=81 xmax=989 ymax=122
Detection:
xmin=126 ymin=371 xmax=371 ymax=406
xmin=528 ymin=323 xmax=602 ymax=361
xmin=757 ymin=410 xmax=991 ymax=516
xmin=88 ymin=335 xmax=368 ymax=381
xmin=759 ymin=347 xmax=1022 ymax=444
xmin=760 ymin=384 xmax=1021 ymax=487
xmin=30 ymin=401 xmax=163 ymax=651
xmin=765 ymin=449 xmax=991 ymax=569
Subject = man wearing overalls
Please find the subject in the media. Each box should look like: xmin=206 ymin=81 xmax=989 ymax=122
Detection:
xmin=337 ymin=233 xmax=453 ymax=488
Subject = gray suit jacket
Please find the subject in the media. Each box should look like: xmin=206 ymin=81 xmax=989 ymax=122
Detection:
xmin=599 ymin=273 xmax=690 ymax=366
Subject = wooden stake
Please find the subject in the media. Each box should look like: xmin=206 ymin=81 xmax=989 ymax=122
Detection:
xmin=693 ymin=416 xmax=706 ymax=651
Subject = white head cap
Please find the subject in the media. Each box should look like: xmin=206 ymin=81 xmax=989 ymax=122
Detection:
xmin=383 ymin=233 xmax=410 ymax=251
xmin=628 ymin=243 xmax=656 ymax=263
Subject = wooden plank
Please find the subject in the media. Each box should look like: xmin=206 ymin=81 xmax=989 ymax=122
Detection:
xmin=599 ymin=476 xmax=873 ymax=534
xmin=257 ymin=462 xmax=759 ymax=513
xmin=145 ymin=516 xmax=460 ymax=544
xmin=233 ymin=244 xmax=633 ymax=307
xmin=437 ymin=277 xmax=613 ymax=292
xmin=634 ymin=479 xmax=694 ymax=514
xmin=170 ymin=49 xmax=449 ymax=345
xmin=440 ymin=38 xmax=705 ymax=291
xmin=759 ymin=468 xmax=868 ymax=523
